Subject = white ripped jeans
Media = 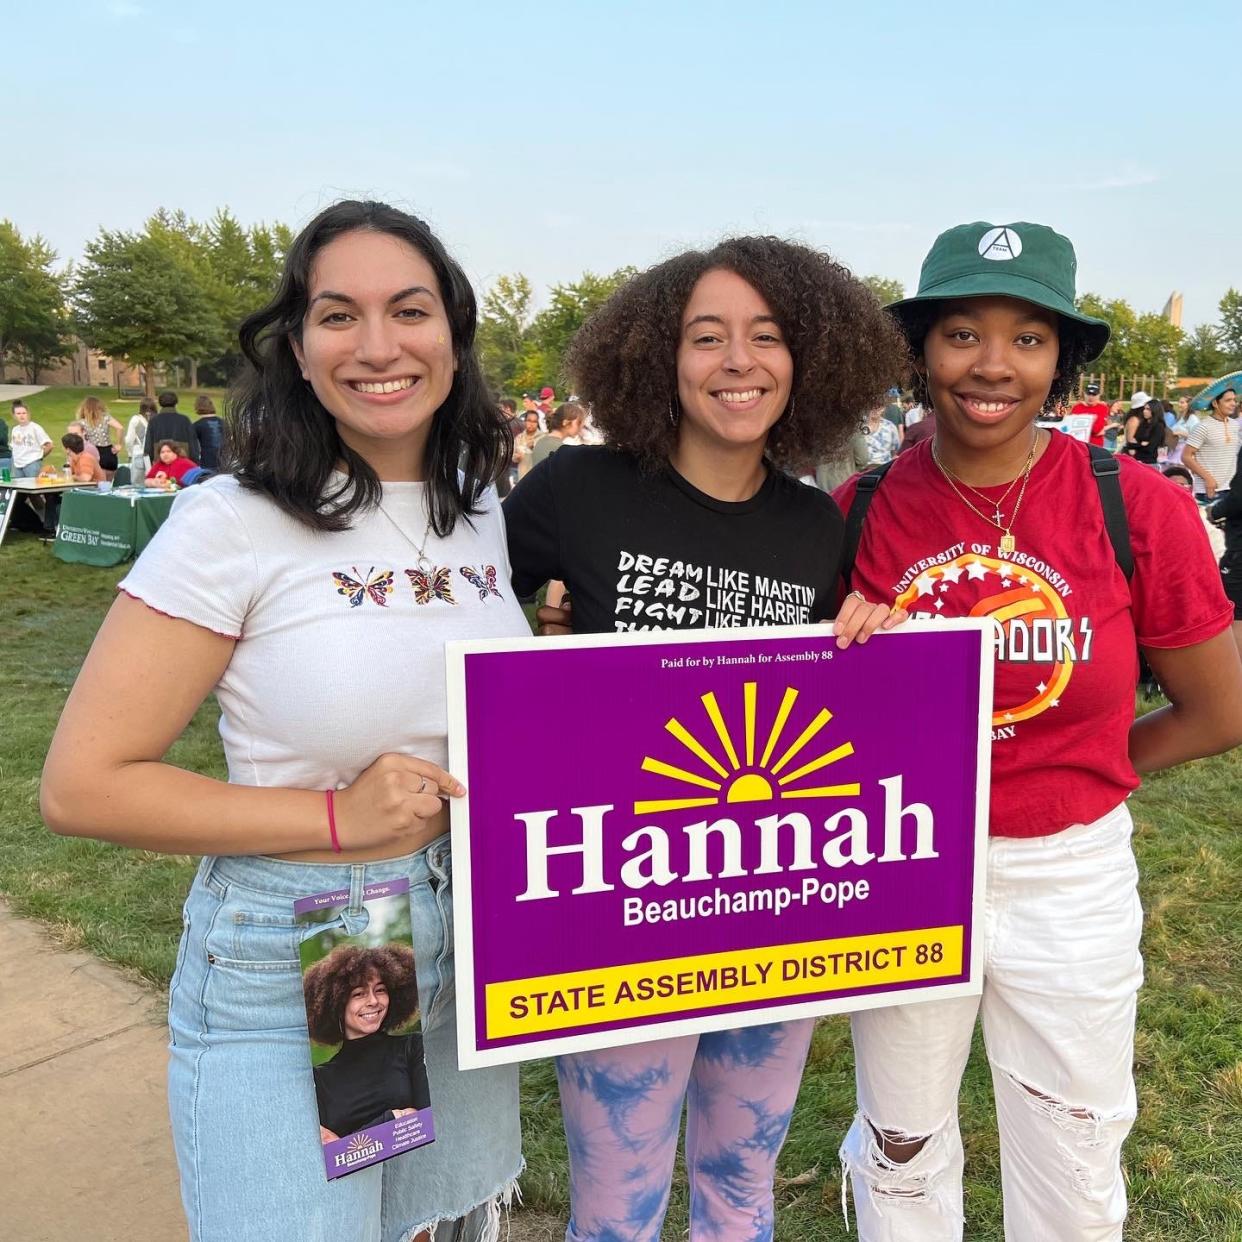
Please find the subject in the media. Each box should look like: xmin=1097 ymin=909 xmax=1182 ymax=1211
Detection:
xmin=840 ymin=802 xmax=1143 ymax=1242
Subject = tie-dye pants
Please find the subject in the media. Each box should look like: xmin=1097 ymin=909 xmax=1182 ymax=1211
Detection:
xmin=556 ymin=1019 xmax=815 ymax=1241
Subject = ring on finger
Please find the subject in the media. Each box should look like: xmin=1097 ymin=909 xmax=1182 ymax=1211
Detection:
xmin=848 ymin=590 xmax=867 ymax=603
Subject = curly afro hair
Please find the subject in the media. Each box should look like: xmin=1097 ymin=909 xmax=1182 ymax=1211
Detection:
xmin=564 ymin=236 xmax=910 ymax=472
xmin=302 ymin=943 xmax=419 ymax=1045
xmin=892 ymin=302 xmax=1096 ymax=414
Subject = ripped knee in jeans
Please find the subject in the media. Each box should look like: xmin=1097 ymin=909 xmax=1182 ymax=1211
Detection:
xmin=868 ymin=1120 xmax=931 ymax=1167
xmin=838 ymin=1111 xmax=957 ymax=1217
xmin=1000 ymin=1071 xmax=1135 ymax=1199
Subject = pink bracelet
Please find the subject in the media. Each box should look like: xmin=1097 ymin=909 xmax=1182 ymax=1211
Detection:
xmin=325 ymin=788 xmax=341 ymax=854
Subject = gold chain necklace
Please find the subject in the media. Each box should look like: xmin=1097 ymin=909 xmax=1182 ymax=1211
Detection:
xmin=946 ymin=464 xmax=1025 ymax=522
xmin=932 ymin=434 xmax=1038 ymax=555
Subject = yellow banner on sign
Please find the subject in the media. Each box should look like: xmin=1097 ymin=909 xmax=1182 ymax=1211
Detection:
xmin=485 ymin=925 xmax=963 ymax=1039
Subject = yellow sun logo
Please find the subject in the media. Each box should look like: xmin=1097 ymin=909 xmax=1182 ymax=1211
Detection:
xmin=634 ymin=681 xmax=859 ymax=815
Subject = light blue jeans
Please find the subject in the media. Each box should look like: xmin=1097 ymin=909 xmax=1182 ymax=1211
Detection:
xmin=167 ymin=839 xmax=522 ymax=1242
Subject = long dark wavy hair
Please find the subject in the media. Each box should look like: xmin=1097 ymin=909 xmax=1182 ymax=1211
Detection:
xmin=564 ymin=236 xmax=909 ymax=472
xmin=227 ymin=200 xmax=511 ymax=535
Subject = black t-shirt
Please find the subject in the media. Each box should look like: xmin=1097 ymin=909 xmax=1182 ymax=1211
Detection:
xmin=504 ymin=445 xmax=843 ymax=633
xmin=144 ymin=410 xmax=200 ymax=463
xmin=312 ymin=1030 xmax=431 ymax=1137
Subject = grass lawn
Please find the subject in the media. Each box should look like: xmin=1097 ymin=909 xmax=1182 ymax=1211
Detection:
xmin=0 ymin=527 xmax=1238 ymax=1239
xmin=6 ymin=384 xmax=228 ymax=461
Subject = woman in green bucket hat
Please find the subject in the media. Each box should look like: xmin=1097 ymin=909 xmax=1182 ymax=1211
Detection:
xmin=833 ymin=221 xmax=1242 ymax=1241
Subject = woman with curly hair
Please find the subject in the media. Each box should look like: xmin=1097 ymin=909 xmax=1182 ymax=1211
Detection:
xmin=503 ymin=235 xmax=908 ymax=1241
xmin=832 ymin=222 xmax=1242 ymax=1241
xmin=304 ymin=943 xmax=431 ymax=1142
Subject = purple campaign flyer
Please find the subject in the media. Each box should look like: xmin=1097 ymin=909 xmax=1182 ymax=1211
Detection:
xmin=447 ymin=622 xmax=993 ymax=1068
xmin=295 ymin=877 xmax=436 ymax=1179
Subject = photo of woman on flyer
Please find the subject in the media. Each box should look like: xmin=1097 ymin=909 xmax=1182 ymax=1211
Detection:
xmin=303 ymin=943 xmax=431 ymax=1143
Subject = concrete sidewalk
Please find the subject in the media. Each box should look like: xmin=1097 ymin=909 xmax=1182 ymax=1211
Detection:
xmin=0 ymin=901 xmax=561 ymax=1242
xmin=0 ymin=900 xmax=185 ymax=1241
xmin=0 ymin=383 xmax=47 ymax=402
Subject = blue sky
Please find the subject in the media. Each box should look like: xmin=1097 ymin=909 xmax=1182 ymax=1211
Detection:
xmin=6 ymin=1 xmax=1240 ymax=329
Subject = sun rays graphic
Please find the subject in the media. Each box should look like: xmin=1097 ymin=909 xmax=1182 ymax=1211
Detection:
xmin=634 ymin=681 xmax=859 ymax=815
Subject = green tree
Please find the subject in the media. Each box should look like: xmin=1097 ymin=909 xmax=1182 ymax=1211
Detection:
xmin=0 ymin=221 xmax=72 ymax=382
xmin=144 ymin=210 xmax=229 ymax=388
xmin=1179 ymin=323 xmax=1227 ymax=379
xmin=200 ymin=210 xmax=290 ymax=383
xmin=477 ymin=273 xmax=534 ymax=394
xmin=1217 ymin=288 xmax=1242 ymax=369
xmin=863 ymin=276 xmax=904 ymax=306
xmin=73 ymin=226 xmax=223 ymax=397
xmin=529 ymin=267 xmax=637 ymax=389
xmin=1077 ymin=294 xmax=1183 ymax=386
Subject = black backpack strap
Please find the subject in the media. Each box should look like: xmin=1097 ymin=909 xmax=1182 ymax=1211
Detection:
xmin=1087 ymin=444 xmax=1134 ymax=581
xmin=842 ymin=462 xmax=894 ymax=586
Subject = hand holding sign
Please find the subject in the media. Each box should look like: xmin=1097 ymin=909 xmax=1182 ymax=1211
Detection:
xmin=335 ymin=754 xmax=466 ymax=852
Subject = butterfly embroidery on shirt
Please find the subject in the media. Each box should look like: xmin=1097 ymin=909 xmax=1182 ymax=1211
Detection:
xmin=406 ymin=566 xmax=457 ymax=606
xmin=459 ymin=565 xmax=502 ymax=600
xmin=332 ymin=566 xmax=394 ymax=608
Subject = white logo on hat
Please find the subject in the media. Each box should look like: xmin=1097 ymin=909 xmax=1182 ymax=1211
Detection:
xmin=978 ymin=227 xmax=1022 ymax=261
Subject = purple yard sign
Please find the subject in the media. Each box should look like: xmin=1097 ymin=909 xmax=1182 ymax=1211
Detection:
xmin=447 ymin=622 xmax=993 ymax=1068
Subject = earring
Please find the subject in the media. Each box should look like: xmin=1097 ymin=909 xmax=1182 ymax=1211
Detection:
xmin=782 ymin=396 xmax=797 ymax=423
xmin=668 ymin=398 xmax=680 ymax=428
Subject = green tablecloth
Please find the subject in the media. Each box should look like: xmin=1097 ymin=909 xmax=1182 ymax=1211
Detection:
xmin=53 ymin=490 xmax=176 ymax=566
xmin=134 ymin=491 xmax=176 ymax=554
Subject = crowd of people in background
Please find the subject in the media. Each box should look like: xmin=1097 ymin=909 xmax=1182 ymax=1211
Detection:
xmin=491 ymin=370 xmax=1241 ymax=666
xmin=4 ymin=364 xmax=1238 ymax=651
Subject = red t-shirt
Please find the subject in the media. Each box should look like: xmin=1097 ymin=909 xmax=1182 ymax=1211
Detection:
xmin=146 ymin=456 xmax=195 ymax=483
xmin=834 ymin=433 xmax=1232 ymax=838
xmin=1071 ymin=401 xmax=1112 ymax=446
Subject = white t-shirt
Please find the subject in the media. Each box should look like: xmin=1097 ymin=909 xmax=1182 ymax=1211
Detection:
xmin=1186 ymin=416 xmax=1240 ymax=494
xmin=125 ymin=414 xmax=148 ymax=459
xmin=120 ymin=475 xmax=529 ymax=789
xmin=11 ymin=421 xmax=52 ymax=468
xmin=904 ymin=404 xmax=925 ymax=428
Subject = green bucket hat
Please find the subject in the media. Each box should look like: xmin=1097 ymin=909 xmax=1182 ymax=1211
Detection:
xmin=887 ymin=222 xmax=1110 ymax=361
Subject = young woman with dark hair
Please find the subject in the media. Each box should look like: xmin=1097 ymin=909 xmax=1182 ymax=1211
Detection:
xmin=303 ymin=944 xmax=431 ymax=1143
xmin=229 ymin=199 xmax=510 ymax=535
xmin=145 ymin=439 xmax=196 ymax=486
xmin=1122 ymin=393 xmax=1166 ymax=465
xmin=41 ymin=200 xmax=525 ymax=1242
xmin=504 ymin=235 xmax=909 ymax=1241
xmin=832 ymin=221 xmax=1242 ymax=1241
